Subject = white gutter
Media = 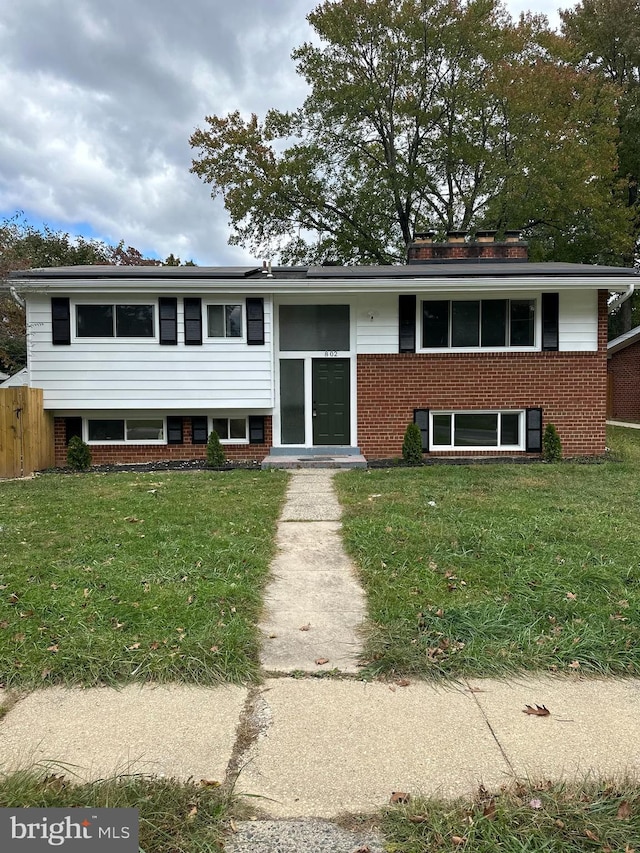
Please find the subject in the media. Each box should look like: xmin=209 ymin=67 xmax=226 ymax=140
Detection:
xmin=608 ymin=282 xmax=635 ymax=314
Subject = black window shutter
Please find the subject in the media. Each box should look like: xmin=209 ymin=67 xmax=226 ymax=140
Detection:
xmin=64 ymin=417 xmax=82 ymax=445
xmin=166 ymin=416 xmax=183 ymax=444
xmin=399 ymin=295 xmax=416 ymax=353
xmin=246 ymin=298 xmax=265 ymax=345
xmin=526 ymin=408 xmax=543 ymax=452
xmin=249 ymin=415 xmax=265 ymax=444
xmin=541 ymin=293 xmax=559 ymax=351
xmin=52 ymin=297 xmax=71 ymax=345
xmin=159 ymin=298 xmax=178 ymax=345
xmin=184 ymin=298 xmax=202 ymax=345
xmin=414 ymin=409 xmax=430 ymax=451
xmin=191 ymin=416 xmax=208 ymax=444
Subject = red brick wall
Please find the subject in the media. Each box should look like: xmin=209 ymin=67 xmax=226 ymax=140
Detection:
xmin=608 ymin=340 xmax=640 ymax=420
xmin=54 ymin=417 xmax=272 ymax=467
xmin=408 ymin=242 xmax=528 ymax=262
xmin=357 ymin=291 xmax=609 ymax=459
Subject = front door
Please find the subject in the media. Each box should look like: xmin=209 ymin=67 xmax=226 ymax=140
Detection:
xmin=312 ymin=358 xmax=350 ymax=445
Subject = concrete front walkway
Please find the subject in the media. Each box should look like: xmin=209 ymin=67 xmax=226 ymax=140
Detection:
xmin=259 ymin=470 xmax=367 ymax=673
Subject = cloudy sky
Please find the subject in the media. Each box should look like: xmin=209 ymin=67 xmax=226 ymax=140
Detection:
xmin=0 ymin=0 xmax=563 ymax=266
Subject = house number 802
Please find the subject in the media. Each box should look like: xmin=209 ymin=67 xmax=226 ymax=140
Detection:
xmin=324 ymin=350 xmax=338 ymax=357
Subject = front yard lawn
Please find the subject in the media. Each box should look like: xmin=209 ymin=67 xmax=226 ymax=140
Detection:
xmin=383 ymin=780 xmax=640 ymax=852
xmin=335 ymin=427 xmax=640 ymax=678
xmin=0 ymin=470 xmax=288 ymax=686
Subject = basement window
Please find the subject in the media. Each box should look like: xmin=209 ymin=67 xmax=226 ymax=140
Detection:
xmin=431 ymin=411 xmax=524 ymax=450
xmin=211 ymin=417 xmax=248 ymax=442
xmin=87 ymin=418 xmax=165 ymax=443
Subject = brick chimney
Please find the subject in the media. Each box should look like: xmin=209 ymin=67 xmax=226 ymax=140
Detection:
xmin=407 ymin=230 xmax=528 ymax=263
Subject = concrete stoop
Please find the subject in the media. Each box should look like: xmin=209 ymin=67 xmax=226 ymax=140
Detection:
xmin=261 ymin=446 xmax=367 ymax=469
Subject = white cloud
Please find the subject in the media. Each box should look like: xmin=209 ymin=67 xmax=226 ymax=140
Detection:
xmin=0 ymin=0 xmax=565 ymax=266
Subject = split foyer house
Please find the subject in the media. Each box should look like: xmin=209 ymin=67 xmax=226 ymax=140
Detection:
xmin=9 ymin=234 xmax=637 ymax=467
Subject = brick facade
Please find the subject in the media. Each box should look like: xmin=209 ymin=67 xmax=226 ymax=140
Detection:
xmin=54 ymin=417 xmax=272 ymax=467
xmin=608 ymin=340 xmax=640 ymax=420
xmin=356 ymin=290 xmax=609 ymax=459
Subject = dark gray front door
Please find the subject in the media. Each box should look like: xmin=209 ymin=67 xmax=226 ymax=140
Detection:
xmin=312 ymin=358 xmax=350 ymax=445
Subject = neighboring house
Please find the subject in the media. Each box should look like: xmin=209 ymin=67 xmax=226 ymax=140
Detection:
xmin=9 ymin=234 xmax=637 ymax=467
xmin=608 ymin=325 xmax=640 ymax=421
xmin=0 ymin=367 xmax=29 ymax=387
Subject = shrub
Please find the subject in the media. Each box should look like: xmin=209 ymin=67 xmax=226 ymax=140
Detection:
xmin=206 ymin=430 xmax=226 ymax=467
xmin=402 ymin=422 xmax=423 ymax=465
xmin=67 ymin=436 xmax=92 ymax=471
xmin=542 ymin=423 xmax=562 ymax=462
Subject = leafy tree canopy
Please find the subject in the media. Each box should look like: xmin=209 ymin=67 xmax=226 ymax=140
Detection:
xmin=191 ymin=0 xmax=632 ymax=266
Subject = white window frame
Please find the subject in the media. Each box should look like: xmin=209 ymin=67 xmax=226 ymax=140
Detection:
xmin=430 ymin=410 xmax=526 ymax=451
xmin=205 ymin=303 xmax=244 ymax=340
xmin=419 ymin=296 xmax=539 ymax=353
xmin=210 ymin=416 xmax=249 ymax=444
xmin=74 ymin=302 xmax=156 ymax=340
xmin=84 ymin=417 xmax=166 ymax=445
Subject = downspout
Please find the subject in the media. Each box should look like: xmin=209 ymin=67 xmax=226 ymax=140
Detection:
xmin=9 ymin=286 xmax=25 ymax=308
xmin=608 ymin=282 xmax=635 ymax=313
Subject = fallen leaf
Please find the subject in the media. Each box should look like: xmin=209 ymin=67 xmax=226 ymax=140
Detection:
xmin=353 ymin=847 xmax=371 ymax=853
xmin=8 ymin=593 xmax=19 ymax=604
xmin=529 ymin=799 xmax=543 ymax=810
xmin=617 ymin=800 xmax=632 ymax=820
xmin=47 ymin=644 xmax=59 ymax=653
xmin=209 ymin=645 xmax=219 ymax=652
xmin=451 ymin=836 xmax=466 ymax=845
xmin=41 ymin=669 xmax=52 ymax=679
xmin=199 ymin=779 xmax=220 ymax=787
xmin=568 ymin=660 xmax=581 ymax=669
xmin=127 ymin=642 xmax=141 ymax=650
xmin=566 ymin=592 xmax=577 ymax=600
xmin=555 ymin=819 xmax=565 ymax=829
xmin=408 ymin=815 xmax=429 ymax=824
xmin=482 ymin=800 xmax=497 ymax=820
xmin=124 ymin=516 xmax=143 ymax=523
xmin=83 ymin=588 xmax=90 ymax=598
xmin=584 ymin=830 xmax=599 ymax=842
xmin=315 ymin=657 xmax=330 ymax=665
xmin=187 ymin=806 xmax=198 ymax=821
xmin=390 ymin=792 xmax=411 ymax=805
xmin=149 ymin=642 xmax=160 ymax=650
xmin=299 ymin=623 xmax=311 ymax=631
xmin=523 ymin=704 xmax=550 ymax=717
xmin=396 ymin=678 xmax=411 ymax=687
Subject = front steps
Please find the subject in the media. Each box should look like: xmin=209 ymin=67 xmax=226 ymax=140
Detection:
xmin=261 ymin=446 xmax=367 ymax=469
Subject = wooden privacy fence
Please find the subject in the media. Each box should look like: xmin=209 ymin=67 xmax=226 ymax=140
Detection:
xmin=0 ymin=387 xmax=54 ymax=478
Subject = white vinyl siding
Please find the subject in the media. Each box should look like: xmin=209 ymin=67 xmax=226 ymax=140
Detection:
xmin=355 ymin=294 xmax=399 ymax=353
xmin=559 ymin=290 xmax=598 ymax=351
xmin=27 ymin=296 xmax=273 ymax=410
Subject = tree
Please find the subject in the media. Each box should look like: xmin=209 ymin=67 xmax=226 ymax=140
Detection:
xmin=561 ymin=0 xmax=640 ymax=334
xmin=190 ymin=0 xmax=630 ymax=266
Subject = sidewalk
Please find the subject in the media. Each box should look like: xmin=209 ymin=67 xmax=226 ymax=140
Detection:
xmin=0 ymin=470 xmax=639 ymax=825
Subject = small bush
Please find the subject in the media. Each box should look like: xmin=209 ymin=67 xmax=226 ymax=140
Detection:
xmin=66 ymin=436 xmax=92 ymax=471
xmin=542 ymin=423 xmax=562 ymax=462
xmin=402 ymin=422 xmax=423 ymax=465
xmin=206 ymin=430 xmax=226 ymax=467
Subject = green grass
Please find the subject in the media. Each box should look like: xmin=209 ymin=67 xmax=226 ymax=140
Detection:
xmin=0 ymin=770 xmax=233 ymax=852
xmin=335 ymin=427 xmax=640 ymax=678
xmin=0 ymin=470 xmax=288 ymax=686
xmin=383 ymin=780 xmax=640 ymax=852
